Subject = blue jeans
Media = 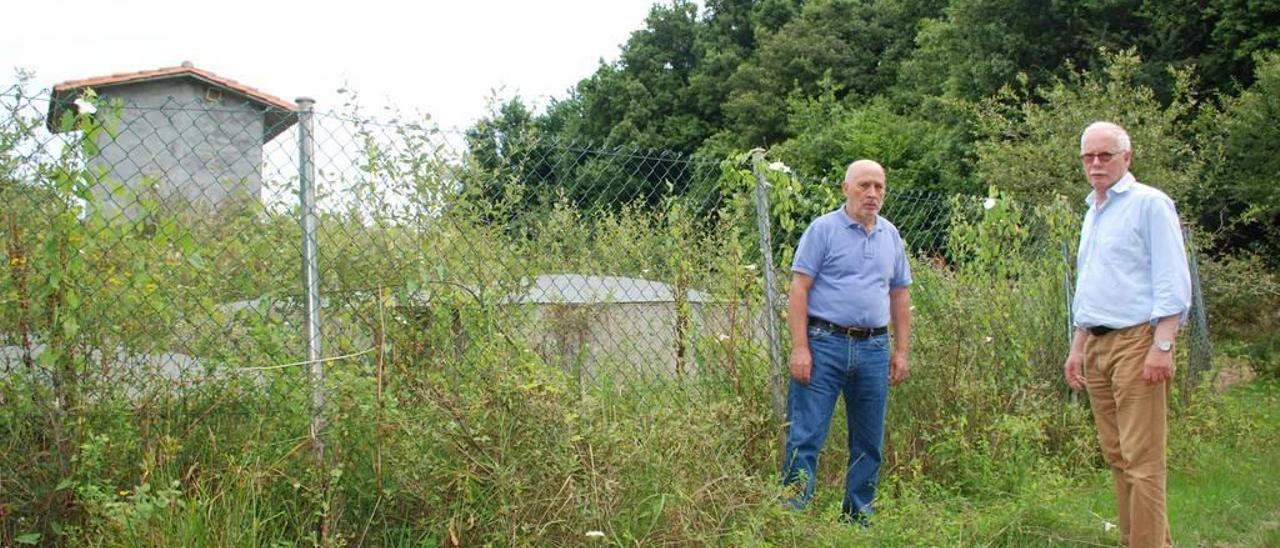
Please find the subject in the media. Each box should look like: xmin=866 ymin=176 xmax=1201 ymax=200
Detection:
xmin=782 ymin=326 xmax=890 ymax=519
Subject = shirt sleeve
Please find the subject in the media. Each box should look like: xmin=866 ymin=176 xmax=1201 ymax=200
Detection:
xmin=1071 ymin=212 xmax=1089 ymax=327
xmin=1146 ymin=196 xmax=1192 ymax=322
xmin=791 ymin=221 xmax=824 ymax=277
xmin=890 ymin=231 xmax=912 ymax=288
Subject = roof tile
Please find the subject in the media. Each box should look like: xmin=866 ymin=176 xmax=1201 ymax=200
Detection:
xmin=53 ymin=64 xmax=295 ymax=111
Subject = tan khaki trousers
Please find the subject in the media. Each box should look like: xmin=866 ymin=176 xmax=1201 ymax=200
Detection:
xmin=1084 ymin=323 xmax=1173 ymax=548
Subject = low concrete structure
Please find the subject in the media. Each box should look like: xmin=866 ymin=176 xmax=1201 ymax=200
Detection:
xmin=507 ymin=274 xmax=765 ymax=383
xmin=217 ymin=274 xmax=767 ymax=384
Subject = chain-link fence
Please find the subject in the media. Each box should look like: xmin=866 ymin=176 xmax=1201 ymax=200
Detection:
xmin=1 ymin=81 xmax=1213 ymax=539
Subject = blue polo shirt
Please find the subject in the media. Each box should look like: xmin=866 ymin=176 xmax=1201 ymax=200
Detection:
xmin=792 ymin=208 xmax=912 ymax=328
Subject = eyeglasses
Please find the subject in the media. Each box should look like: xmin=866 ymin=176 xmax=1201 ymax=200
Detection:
xmin=1080 ymin=151 xmax=1120 ymax=163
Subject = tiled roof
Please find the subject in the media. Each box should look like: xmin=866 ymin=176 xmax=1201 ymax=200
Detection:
xmin=47 ymin=63 xmax=299 ymax=141
xmin=52 ymin=63 xmax=295 ymax=111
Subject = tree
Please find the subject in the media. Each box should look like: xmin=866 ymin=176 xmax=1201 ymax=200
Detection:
xmin=461 ymin=97 xmax=555 ymax=225
xmin=1138 ymin=0 xmax=1280 ymax=98
xmin=722 ymin=0 xmax=938 ymax=147
xmin=552 ymin=0 xmax=708 ymax=152
xmin=772 ymin=84 xmax=976 ymax=194
xmin=1196 ymin=52 xmax=1280 ymax=263
xmin=971 ymin=49 xmax=1201 ymax=206
xmin=895 ymin=0 xmax=1193 ymax=102
xmin=1204 ymin=0 xmax=1280 ymax=90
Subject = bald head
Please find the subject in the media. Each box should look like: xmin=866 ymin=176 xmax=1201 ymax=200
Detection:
xmin=844 ymin=159 xmax=885 ymax=183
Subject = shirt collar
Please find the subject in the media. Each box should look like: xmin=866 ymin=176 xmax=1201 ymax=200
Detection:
xmin=839 ymin=207 xmax=883 ymax=233
xmin=1084 ymin=172 xmax=1136 ymax=206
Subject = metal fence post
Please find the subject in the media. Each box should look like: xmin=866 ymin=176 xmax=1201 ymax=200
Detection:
xmin=296 ymin=97 xmax=324 ymax=464
xmin=748 ymin=150 xmax=787 ymax=467
xmin=1061 ymin=240 xmax=1078 ymax=404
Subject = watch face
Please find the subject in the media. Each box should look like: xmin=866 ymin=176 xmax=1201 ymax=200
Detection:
xmin=1156 ymin=339 xmax=1173 ymax=351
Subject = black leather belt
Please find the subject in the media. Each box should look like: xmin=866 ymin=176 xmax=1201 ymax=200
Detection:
xmin=808 ymin=317 xmax=888 ymax=339
xmin=1087 ymin=325 xmax=1116 ymax=336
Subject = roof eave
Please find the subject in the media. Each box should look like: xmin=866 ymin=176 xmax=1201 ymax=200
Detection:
xmin=46 ymin=73 xmax=299 ymax=142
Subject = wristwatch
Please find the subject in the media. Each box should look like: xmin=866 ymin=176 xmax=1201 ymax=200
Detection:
xmin=1154 ymin=338 xmax=1174 ymax=352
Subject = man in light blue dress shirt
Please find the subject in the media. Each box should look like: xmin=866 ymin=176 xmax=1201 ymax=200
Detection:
xmin=1064 ymin=122 xmax=1191 ymax=548
xmin=782 ymin=159 xmax=913 ymax=525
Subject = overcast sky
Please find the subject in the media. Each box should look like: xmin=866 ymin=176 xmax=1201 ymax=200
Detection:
xmin=1 ymin=0 xmax=669 ymax=131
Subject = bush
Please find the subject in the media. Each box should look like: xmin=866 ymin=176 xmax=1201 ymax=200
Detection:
xmin=1200 ymin=253 xmax=1280 ymax=356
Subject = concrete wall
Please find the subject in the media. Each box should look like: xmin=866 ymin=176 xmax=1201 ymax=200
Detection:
xmin=517 ymin=301 xmax=767 ymax=383
xmin=88 ymin=79 xmax=266 ymax=219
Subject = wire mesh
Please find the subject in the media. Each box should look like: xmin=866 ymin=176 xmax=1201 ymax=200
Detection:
xmin=1 ymin=84 xmax=778 ymax=421
xmin=1 ymin=81 xmax=1218 ymax=419
xmin=0 ymin=81 xmax=1217 ymax=537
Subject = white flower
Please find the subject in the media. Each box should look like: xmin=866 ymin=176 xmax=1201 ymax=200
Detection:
xmin=717 ymin=334 xmax=729 ymax=342
xmin=73 ymin=97 xmax=97 ymax=116
xmin=983 ymin=197 xmax=997 ymax=210
xmin=744 ymin=264 xmax=757 ymax=271
xmin=586 ymin=530 xmax=606 ymax=539
xmin=1103 ymin=521 xmax=1117 ymax=532
xmin=984 ymin=336 xmax=993 ymax=343
xmin=767 ymin=161 xmax=792 ymax=174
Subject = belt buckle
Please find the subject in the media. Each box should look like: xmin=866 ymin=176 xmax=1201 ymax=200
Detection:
xmin=845 ymin=326 xmax=870 ymax=338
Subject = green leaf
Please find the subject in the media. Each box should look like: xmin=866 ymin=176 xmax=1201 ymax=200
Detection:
xmin=36 ymin=350 xmax=57 ymax=367
xmin=15 ymin=533 xmax=41 ymax=545
xmin=177 ymin=231 xmax=196 ymax=254
xmin=82 ymin=131 xmax=99 ymax=157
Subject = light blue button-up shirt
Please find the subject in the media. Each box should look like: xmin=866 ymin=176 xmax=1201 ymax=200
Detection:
xmin=1072 ymin=173 xmax=1191 ymax=329
xmin=792 ymin=208 xmax=912 ymax=328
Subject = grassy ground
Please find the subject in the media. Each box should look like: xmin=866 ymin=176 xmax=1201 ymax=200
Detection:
xmin=9 ymin=380 xmax=1275 ymax=546
xmin=794 ymin=380 xmax=1280 ymax=547
xmin=1027 ymin=380 xmax=1280 ymax=548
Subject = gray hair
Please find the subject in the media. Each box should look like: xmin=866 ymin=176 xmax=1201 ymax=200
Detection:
xmin=1080 ymin=121 xmax=1131 ymax=152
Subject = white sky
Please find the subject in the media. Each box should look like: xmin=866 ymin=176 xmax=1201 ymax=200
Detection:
xmin=1 ymin=0 xmax=671 ymax=131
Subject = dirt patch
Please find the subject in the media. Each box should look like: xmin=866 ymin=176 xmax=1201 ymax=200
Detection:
xmin=1211 ymin=359 xmax=1258 ymax=392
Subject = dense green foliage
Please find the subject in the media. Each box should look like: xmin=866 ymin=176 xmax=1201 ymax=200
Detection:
xmin=1195 ymin=52 xmax=1280 ymax=260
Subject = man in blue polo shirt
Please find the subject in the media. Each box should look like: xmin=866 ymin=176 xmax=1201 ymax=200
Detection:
xmin=782 ymin=159 xmax=913 ymax=524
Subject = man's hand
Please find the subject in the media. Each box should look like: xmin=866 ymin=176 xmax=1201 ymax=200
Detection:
xmin=789 ymin=347 xmax=813 ymax=385
xmin=889 ymin=349 xmax=909 ymax=385
xmin=1142 ymin=347 xmax=1175 ymax=384
xmin=1064 ymin=351 xmax=1086 ymax=390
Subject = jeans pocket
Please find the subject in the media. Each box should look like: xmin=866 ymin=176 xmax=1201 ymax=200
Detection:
xmin=869 ymin=334 xmax=890 ymax=352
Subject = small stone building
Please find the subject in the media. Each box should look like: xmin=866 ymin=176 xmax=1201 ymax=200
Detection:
xmin=46 ymin=62 xmax=297 ymax=218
